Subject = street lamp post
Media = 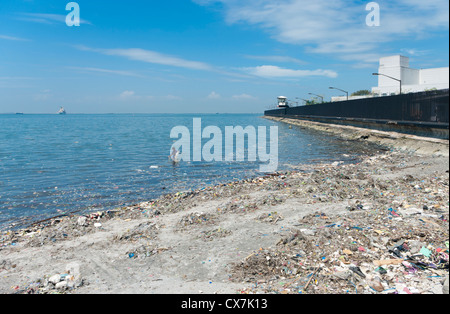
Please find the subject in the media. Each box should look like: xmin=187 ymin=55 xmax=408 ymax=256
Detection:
xmin=373 ymin=73 xmax=402 ymax=95
xmin=308 ymin=93 xmax=324 ymax=104
xmin=295 ymin=97 xmax=309 ymax=106
xmin=329 ymin=87 xmax=349 ymax=101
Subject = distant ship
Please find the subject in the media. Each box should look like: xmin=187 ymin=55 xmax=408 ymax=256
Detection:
xmin=57 ymin=107 xmax=67 ymax=115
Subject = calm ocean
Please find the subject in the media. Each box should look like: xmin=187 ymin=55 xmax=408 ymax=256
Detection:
xmin=0 ymin=114 xmax=379 ymax=230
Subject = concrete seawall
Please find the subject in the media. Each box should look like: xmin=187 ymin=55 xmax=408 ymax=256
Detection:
xmin=265 ymin=115 xmax=449 ymax=140
xmin=265 ymin=89 xmax=449 ymax=140
xmin=264 ymin=116 xmax=449 ymax=157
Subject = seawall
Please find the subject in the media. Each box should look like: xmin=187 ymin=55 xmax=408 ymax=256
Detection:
xmin=264 ymin=116 xmax=449 ymax=157
xmin=265 ymin=89 xmax=449 ymax=140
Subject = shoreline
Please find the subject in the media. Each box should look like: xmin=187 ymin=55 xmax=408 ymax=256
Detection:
xmin=0 ymin=127 xmax=449 ymax=294
xmin=263 ymin=116 xmax=449 ymax=157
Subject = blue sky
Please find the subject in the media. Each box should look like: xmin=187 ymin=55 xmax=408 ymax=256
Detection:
xmin=0 ymin=0 xmax=448 ymax=113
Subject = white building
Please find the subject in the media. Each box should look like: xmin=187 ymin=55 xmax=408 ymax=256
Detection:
xmin=372 ymin=55 xmax=449 ymax=96
xmin=331 ymin=94 xmax=374 ymax=102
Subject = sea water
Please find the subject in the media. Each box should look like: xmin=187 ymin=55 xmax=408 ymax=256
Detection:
xmin=0 ymin=114 xmax=380 ymax=230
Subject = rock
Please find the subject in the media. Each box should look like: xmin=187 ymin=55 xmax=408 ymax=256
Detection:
xmin=370 ymin=277 xmax=385 ymax=292
xmin=444 ymin=277 xmax=449 ymax=295
xmin=428 ymin=284 xmax=443 ymax=294
xmin=334 ymin=270 xmax=353 ymax=281
xmin=402 ymin=207 xmax=423 ymax=216
xmin=48 ymin=274 xmax=62 ymax=285
xmin=77 ymin=216 xmax=88 ymax=226
xmin=55 ymin=281 xmax=68 ymax=290
xmin=300 ymin=229 xmax=316 ymax=236
xmin=66 ymin=262 xmax=83 ymax=287
xmin=409 ymin=240 xmax=426 ymax=254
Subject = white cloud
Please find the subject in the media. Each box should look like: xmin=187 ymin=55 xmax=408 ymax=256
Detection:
xmin=75 ymin=45 xmax=332 ymax=80
xmin=18 ymin=13 xmax=92 ymax=25
xmin=195 ymin=0 xmax=449 ymax=62
xmin=68 ymin=67 xmax=144 ymax=78
xmin=0 ymin=77 xmax=38 ymax=80
xmin=99 ymin=48 xmax=212 ymax=71
xmin=207 ymin=91 xmax=221 ymax=99
xmin=120 ymin=90 xmax=135 ymax=99
xmin=400 ymin=49 xmax=431 ymax=57
xmin=244 ymin=55 xmax=307 ymax=65
xmin=243 ymin=65 xmax=338 ymax=79
xmin=0 ymin=34 xmax=30 ymax=41
xmin=232 ymin=94 xmax=257 ymax=100
xmin=76 ymin=45 xmax=213 ymax=71
xmin=118 ymin=91 xmax=157 ymax=101
xmin=164 ymin=95 xmax=182 ymax=101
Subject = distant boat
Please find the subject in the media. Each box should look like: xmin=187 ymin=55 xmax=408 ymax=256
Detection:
xmin=57 ymin=107 xmax=67 ymax=115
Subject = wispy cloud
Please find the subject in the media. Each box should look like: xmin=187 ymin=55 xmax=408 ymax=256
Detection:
xmin=207 ymin=91 xmax=221 ymax=99
xmin=75 ymin=45 xmax=334 ymax=80
xmin=232 ymin=93 xmax=258 ymax=100
xmin=76 ymin=46 xmax=212 ymax=71
xmin=400 ymin=48 xmax=431 ymax=57
xmin=195 ymin=0 xmax=449 ymax=63
xmin=244 ymin=55 xmax=307 ymax=65
xmin=243 ymin=65 xmax=338 ymax=79
xmin=0 ymin=34 xmax=30 ymax=41
xmin=164 ymin=95 xmax=183 ymax=101
xmin=18 ymin=13 xmax=92 ymax=25
xmin=117 ymin=90 xmax=156 ymax=101
xmin=0 ymin=76 xmax=39 ymax=80
xmin=120 ymin=90 xmax=136 ymax=99
xmin=104 ymin=48 xmax=213 ymax=71
xmin=68 ymin=66 xmax=144 ymax=78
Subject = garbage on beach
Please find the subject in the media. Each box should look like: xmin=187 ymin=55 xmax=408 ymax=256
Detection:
xmin=231 ymin=204 xmax=449 ymax=294
xmin=6 ymin=263 xmax=84 ymax=294
xmin=1 ymin=150 xmax=448 ymax=294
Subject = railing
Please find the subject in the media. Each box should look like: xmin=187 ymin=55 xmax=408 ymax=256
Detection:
xmin=265 ymin=89 xmax=449 ymax=124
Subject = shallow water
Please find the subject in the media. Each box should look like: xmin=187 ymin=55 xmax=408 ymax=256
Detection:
xmin=0 ymin=113 xmax=381 ymax=230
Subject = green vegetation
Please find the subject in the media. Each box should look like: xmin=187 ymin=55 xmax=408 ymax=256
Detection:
xmin=351 ymin=90 xmax=372 ymax=96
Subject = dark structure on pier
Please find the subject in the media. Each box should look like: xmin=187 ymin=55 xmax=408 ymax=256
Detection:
xmin=264 ymin=89 xmax=449 ymax=139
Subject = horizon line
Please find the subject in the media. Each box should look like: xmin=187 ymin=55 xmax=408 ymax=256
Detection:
xmin=0 ymin=112 xmax=262 ymax=115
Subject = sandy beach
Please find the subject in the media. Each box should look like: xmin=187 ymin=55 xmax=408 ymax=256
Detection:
xmin=1 ymin=120 xmax=448 ymax=295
